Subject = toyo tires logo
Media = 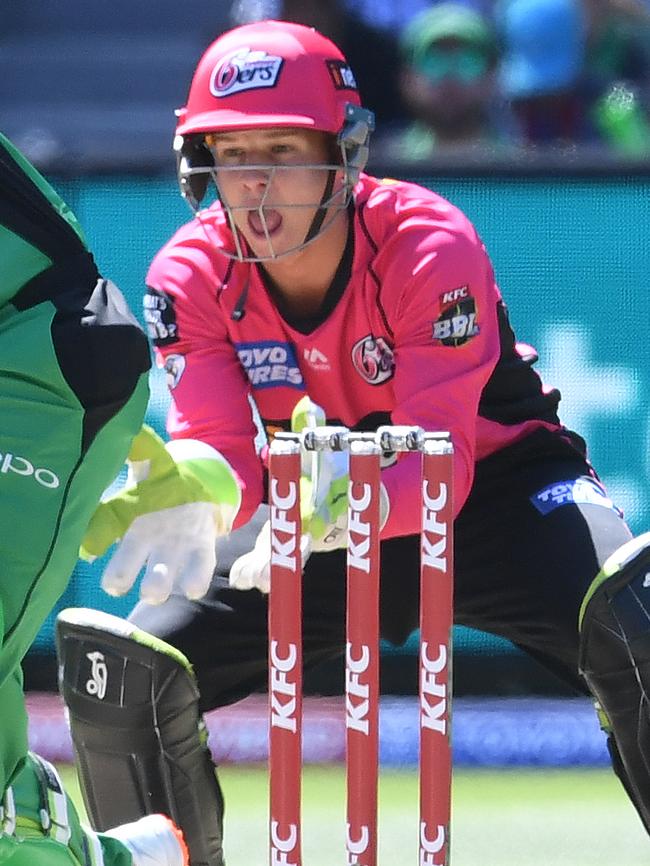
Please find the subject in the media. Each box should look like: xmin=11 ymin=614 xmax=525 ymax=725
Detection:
xmin=210 ymin=48 xmax=284 ymax=98
xmin=235 ymin=340 xmax=303 ymax=390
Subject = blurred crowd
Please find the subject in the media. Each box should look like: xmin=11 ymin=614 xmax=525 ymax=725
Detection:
xmin=3 ymin=0 xmax=650 ymax=170
xmin=237 ymin=0 xmax=650 ymax=162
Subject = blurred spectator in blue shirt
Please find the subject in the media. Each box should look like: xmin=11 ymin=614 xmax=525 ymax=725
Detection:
xmin=372 ymin=3 xmax=508 ymax=162
xmin=497 ymin=0 xmax=650 ymax=154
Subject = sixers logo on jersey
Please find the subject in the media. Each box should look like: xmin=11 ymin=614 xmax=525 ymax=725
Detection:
xmin=432 ymin=286 xmax=479 ymax=347
xmin=351 ymin=334 xmax=394 ymax=385
xmin=210 ymin=48 xmax=284 ymax=98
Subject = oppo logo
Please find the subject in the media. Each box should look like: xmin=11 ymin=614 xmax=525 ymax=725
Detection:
xmin=0 ymin=451 xmax=60 ymax=488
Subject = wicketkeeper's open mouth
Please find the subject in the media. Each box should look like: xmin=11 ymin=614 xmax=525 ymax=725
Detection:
xmin=247 ymin=209 xmax=282 ymax=237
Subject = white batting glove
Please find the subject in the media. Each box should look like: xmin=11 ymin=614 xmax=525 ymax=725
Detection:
xmin=102 ymin=501 xmax=233 ymax=604
xmin=82 ymin=425 xmax=240 ymax=605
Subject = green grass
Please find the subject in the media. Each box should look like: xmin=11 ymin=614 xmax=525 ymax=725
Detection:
xmin=59 ymin=764 xmax=648 ymax=865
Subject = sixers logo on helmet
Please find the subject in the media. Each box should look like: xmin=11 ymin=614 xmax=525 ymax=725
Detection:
xmin=351 ymin=334 xmax=395 ymax=385
xmin=209 ymin=48 xmax=284 ymax=98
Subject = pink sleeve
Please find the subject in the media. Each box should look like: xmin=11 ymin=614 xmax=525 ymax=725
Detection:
xmin=147 ymin=243 xmax=264 ymax=528
xmin=378 ymin=217 xmax=501 ymax=538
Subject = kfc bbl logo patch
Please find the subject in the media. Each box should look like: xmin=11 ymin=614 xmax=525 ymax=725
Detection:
xmin=432 ymin=287 xmax=479 ymax=347
xmin=351 ymin=334 xmax=394 ymax=385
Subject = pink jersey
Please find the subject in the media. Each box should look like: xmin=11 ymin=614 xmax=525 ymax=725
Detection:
xmin=145 ymin=173 xmax=568 ymax=538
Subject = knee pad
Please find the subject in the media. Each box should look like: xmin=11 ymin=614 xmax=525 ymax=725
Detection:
xmin=56 ymin=608 xmax=224 ymax=866
xmin=579 ymin=532 xmax=650 ymax=831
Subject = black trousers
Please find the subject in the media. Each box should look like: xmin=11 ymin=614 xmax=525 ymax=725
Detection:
xmin=130 ymin=430 xmax=632 ymax=712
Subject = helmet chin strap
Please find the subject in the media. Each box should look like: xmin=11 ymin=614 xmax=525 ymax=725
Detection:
xmin=302 ymin=168 xmax=337 ymax=245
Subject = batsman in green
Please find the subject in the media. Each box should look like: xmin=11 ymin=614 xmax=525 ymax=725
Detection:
xmin=0 ymin=134 xmax=188 ymax=866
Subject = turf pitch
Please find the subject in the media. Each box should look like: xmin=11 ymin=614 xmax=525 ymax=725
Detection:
xmin=59 ymin=764 xmax=648 ymax=865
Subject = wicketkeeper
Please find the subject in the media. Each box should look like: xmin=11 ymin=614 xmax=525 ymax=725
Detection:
xmin=57 ymin=19 xmax=650 ymax=865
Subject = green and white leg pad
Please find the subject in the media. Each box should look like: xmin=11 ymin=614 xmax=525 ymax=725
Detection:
xmin=0 ymin=752 xmax=127 ymax=866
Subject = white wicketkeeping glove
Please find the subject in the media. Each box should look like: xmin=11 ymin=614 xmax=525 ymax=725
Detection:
xmin=228 ymin=519 xmax=313 ymax=594
xmin=229 ymin=396 xmax=324 ymax=593
xmin=229 ymin=397 xmax=389 ymax=593
xmin=81 ymin=425 xmax=241 ymax=605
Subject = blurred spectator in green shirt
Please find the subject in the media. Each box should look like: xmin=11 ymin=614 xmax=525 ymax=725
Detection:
xmin=372 ymin=3 xmax=508 ymax=163
xmin=497 ymin=0 xmax=650 ymax=154
xmin=586 ymin=0 xmax=650 ymax=154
